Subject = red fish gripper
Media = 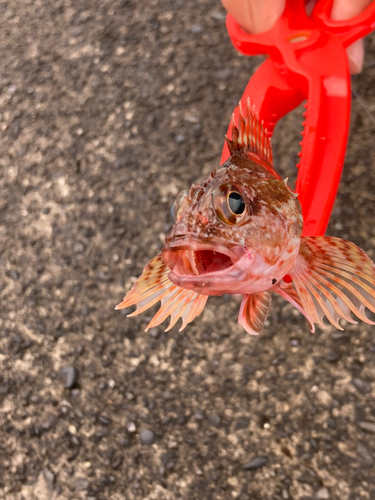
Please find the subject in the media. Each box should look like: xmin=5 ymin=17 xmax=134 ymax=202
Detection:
xmin=221 ymin=0 xmax=375 ymax=236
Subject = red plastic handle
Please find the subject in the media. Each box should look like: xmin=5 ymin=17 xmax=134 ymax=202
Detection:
xmin=222 ymin=0 xmax=375 ymax=236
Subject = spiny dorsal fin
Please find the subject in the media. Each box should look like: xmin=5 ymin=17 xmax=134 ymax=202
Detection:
xmin=225 ymin=98 xmax=273 ymax=165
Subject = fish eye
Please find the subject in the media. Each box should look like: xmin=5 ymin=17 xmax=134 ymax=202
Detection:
xmin=227 ymin=191 xmax=245 ymax=216
xmin=171 ymin=189 xmax=188 ymax=222
xmin=212 ymin=185 xmax=248 ymax=226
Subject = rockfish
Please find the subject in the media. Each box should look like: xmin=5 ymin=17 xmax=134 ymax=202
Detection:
xmin=116 ymin=100 xmax=375 ymax=335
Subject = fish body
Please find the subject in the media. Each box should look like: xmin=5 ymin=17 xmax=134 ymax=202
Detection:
xmin=117 ymin=100 xmax=375 ymax=335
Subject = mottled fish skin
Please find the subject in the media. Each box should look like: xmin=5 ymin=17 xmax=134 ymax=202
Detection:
xmin=116 ymin=99 xmax=375 ymax=335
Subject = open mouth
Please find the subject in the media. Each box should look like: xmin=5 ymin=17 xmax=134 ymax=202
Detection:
xmin=162 ymin=240 xmax=246 ymax=277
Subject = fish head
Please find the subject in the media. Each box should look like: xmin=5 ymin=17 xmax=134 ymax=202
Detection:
xmin=162 ymin=154 xmax=303 ymax=295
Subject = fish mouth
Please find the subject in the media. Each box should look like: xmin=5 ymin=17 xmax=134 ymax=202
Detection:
xmin=162 ymin=238 xmax=247 ymax=279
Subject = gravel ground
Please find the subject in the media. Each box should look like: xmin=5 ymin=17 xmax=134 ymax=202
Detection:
xmin=1 ymin=1 xmax=375 ymax=499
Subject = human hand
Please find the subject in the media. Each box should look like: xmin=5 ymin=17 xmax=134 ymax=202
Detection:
xmin=221 ymin=0 xmax=373 ymax=74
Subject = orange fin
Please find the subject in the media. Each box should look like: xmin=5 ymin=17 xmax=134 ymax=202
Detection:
xmin=225 ymin=98 xmax=273 ymax=165
xmin=238 ymin=291 xmax=271 ymax=335
xmin=276 ymin=281 xmax=315 ymax=332
xmin=289 ymin=237 xmax=375 ymax=330
xmin=116 ymin=254 xmax=208 ymax=332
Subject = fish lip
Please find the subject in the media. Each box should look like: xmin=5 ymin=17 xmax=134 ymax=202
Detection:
xmin=164 ymin=237 xmax=244 ymax=263
xmin=162 ymin=236 xmax=249 ymax=281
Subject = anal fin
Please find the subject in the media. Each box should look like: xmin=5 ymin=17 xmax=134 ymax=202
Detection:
xmin=238 ymin=291 xmax=271 ymax=335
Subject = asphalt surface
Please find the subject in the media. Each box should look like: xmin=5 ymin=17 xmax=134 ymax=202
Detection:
xmin=1 ymin=1 xmax=375 ymax=499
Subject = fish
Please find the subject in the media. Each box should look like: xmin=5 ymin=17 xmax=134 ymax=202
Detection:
xmin=116 ymin=99 xmax=375 ymax=335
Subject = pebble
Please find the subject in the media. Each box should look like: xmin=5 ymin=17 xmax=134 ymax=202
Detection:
xmin=326 ymin=351 xmax=340 ymax=363
xmin=191 ymin=25 xmax=203 ymax=34
xmin=148 ymin=327 xmax=160 ymax=338
xmin=195 ymin=410 xmax=205 ymax=421
xmin=97 ymin=414 xmax=111 ymax=426
xmin=209 ymin=414 xmax=221 ymax=427
xmin=42 ymin=468 xmax=55 ymax=490
xmin=331 ymin=331 xmax=345 ymax=340
xmin=215 ymin=68 xmax=231 ymax=80
xmin=352 ymin=378 xmax=372 ymax=394
xmin=140 ymin=428 xmax=155 ymax=445
xmin=242 ymin=456 xmax=268 ymax=470
xmin=60 ymin=366 xmax=78 ymax=388
xmin=358 ymin=421 xmax=375 ymax=433
xmin=118 ymin=436 xmax=130 ymax=447
xmin=235 ymin=416 xmax=250 ymax=431
xmin=357 ymin=442 xmax=374 ymax=467
xmin=110 ymin=452 xmax=123 ymax=469
xmin=174 ymin=134 xmax=186 ymax=144
xmin=127 ymin=421 xmax=136 ymax=434
xmin=162 ymin=391 xmax=174 ymax=401
xmin=316 ymin=487 xmax=329 ymax=499
xmin=327 ymin=417 xmax=336 ymax=430
xmin=73 ymin=477 xmax=89 ymax=491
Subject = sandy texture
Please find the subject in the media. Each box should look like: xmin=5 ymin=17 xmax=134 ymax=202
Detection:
xmin=1 ymin=1 xmax=375 ymax=499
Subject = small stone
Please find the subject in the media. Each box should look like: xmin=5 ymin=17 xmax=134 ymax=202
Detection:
xmin=161 ymin=451 xmax=176 ymax=469
xmin=327 ymin=417 xmax=336 ymax=429
xmin=235 ymin=416 xmax=250 ymax=431
xmin=108 ymin=379 xmax=116 ymax=389
xmin=290 ymin=338 xmax=300 ymax=347
xmin=60 ymin=366 xmax=78 ymax=389
xmin=352 ymin=378 xmax=372 ymax=394
xmin=110 ymin=452 xmax=123 ymax=469
xmin=215 ymin=68 xmax=231 ymax=80
xmin=357 ymin=442 xmax=374 ymax=467
xmin=42 ymin=468 xmax=55 ymax=490
xmin=97 ymin=414 xmax=111 ymax=426
xmin=162 ymin=391 xmax=174 ymax=401
xmin=242 ymin=456 xmax=268 ymax=470
xmin=282 ymin=489 xmax=290 ymax=499
xmin=191 ymin=25 xmax=203 ymax=34
xmin=175 ymin=134 xmax=186 ymax=144
xmin=211 ymin=10 xmax=226 ymax=21
xmin=326 ymin=351 xmax=340 ymax=363
xmin=331 ymin=332 xmax=345 ymax=340
xmin=118 ymin=436 xmax=130 ymax=447
xmin=209 ymin=414 xmax=221 ymax=427
xmin=358 ymin=421 xmax=375 ymax=433
xmin=127 ymin=421 xmax=136 ymax=434
xmin=148 ymin=327 xmax=160 ymax=338
xmin=73 ymin=477 xmax=89 ymax=491
xmin=195 ymin=410 xmax=205 ymax=421
xmin=95 ymin=428 xmax=108 ymax=439
xmin=316 ymin=487 xmax=329 ymax=499
xmin=140 ymin=428 xmax=155 ymax=445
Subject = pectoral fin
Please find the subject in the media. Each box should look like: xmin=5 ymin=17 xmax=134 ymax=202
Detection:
xmin=116 ymin=254 xmax=208 ymax=332
xmin=238 ymin=291 xmax=271 ymax=335
xmin=289 ymin=237 xmax=375 ymax=330
xmin=276 ymin=280 xmax=315 ymax=332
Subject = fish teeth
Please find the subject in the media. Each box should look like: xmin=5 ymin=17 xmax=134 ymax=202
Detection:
xmin=187 ymin=250 xmax=199 ymax=275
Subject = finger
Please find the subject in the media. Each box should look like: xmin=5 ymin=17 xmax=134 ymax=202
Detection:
xmin=346 ymin=39 xmax=365 ymax=74
xmin=330 ymin=0 xmax=373 ymax=74
xmin=221 ymin=0 xmax=285 ymax=34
